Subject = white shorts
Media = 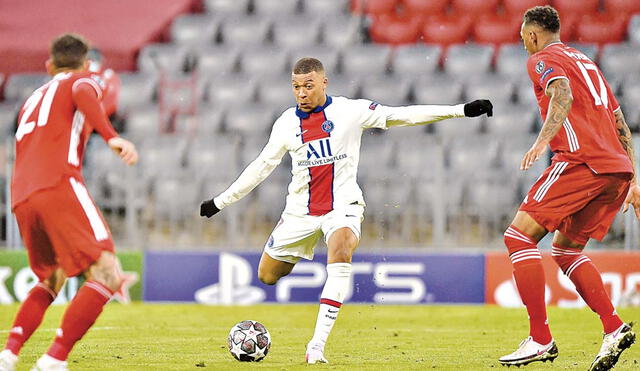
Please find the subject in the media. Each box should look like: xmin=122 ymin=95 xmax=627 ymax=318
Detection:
xmin=264 ymin=204 xmax=365 ymax=264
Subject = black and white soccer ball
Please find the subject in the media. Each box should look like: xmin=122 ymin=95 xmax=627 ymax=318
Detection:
xmin=227 ymin=320 xmax=271 ymax=362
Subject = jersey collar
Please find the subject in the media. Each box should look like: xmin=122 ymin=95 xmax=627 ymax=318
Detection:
xmin=295 ymin=95 xmax=332 ymax=119
xmin=543 ymin=41 xmax=563 ymax=50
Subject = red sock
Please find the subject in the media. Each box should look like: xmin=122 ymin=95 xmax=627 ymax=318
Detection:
xmin=4 ymin=283 xmax=56 ymax=355
xmin=47 ymin=281 xmax=112 ymax=361
xmin=552 ymin=244 xmax=623 ymax=334
xmin=504 ymin=225 xmax=552 ymax=344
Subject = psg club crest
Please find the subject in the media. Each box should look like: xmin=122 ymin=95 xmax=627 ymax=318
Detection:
xmin=322 ymin=120 xmax=334 ymax=133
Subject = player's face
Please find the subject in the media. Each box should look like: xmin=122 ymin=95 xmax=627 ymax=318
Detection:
xmin=292 ymin=71 xmax=328 ymax=112
xmin=520 ymin=22 xmax=538 ymax=55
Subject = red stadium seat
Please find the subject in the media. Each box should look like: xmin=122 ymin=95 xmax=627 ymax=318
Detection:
xmin=558 ymin=13 xmax=578 ymax=42
xmin=576 ymin=14 xmax=627 ymax=45
xmin=473 ymin=14 xmax=521 ymax=46
xmin=402 ymin=0 xmax=450 ymax=16
xmin=369 ymin=14 xmax=421 ymax=45
xmin=352 ymin=0 xmax=398 ymax=15
xmin=503 ymin=0 xmax=550 ymax=16
xmin=451 ymin=0 xmax=500 ymax=16
xmin=553 ymin=0 xmax=599 ymax=16
xmin=421 ymin=14 xmax=472 ymax=46
xmin=604 ymin=0 xmax=640 ymax=14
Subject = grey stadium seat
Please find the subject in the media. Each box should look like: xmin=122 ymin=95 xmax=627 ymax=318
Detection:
xmin=0 ymin=102 xmax=20 ymax=138
xmin=193 ymin=45 xmax=239 ymax=77
xmin=137 ymin=43 xmax=190 ymax=74
xmin=360 ymin=76 xmax=412 ymax=106
xmin=222 ymin=104 xmax=275 ymax=135
xmin=515 ymin=79 xmax=537 ymax=106
xmin=341 ymin=44 xmax=392 ymax=77
xmin=485 ymin=104 xmax=537 ymax=136
xmin=272 ymin=17 xmax=322 ymax=49
xmin=170 ymin=14 xmax=218 ymax=45
xmin=253 ymin=0 xmax=300 ymax=15
xmin=436 ymin=116 xmax=484 ymax=138
xmin=138 ymin=136 xmax=189 ymax=180
xmin=124 ymin=104 xmax=163 ymax=139
xmin=206 ymin=75 xmax=257 ymax=106
xmin=444 ymin=44 xmax=494 ymax=78
xmin=173 ymin=106 xmax=224 ymax=137
xmin=446 ymin=135 xmax=500 ymax=176
xmin=600 ymin=43 xmax=640 ymax=80
xmin=186 ymin=136 xmax=240 ymax=179
xmin=326 ymin=77 xmax=361 ymax=98
xmin=392 ymin=44 xmax=442 ymax=76
xmin=238 ymin=47 xmax=290 ymax=77
xmin=203 ymin=0 xmax=250 ymax=15
xmin=218 ymin=16 xmax=272 ymax=46
xmin=321 ymin=15 xmax=363 ymax=48
xmin=289 ymin=46 xmax=340 ymax=73
xmin=464 ymin=74 xmax=515 ymax=105
xmin=495 ymin=43 xmax=529 ymax=79
xmin=3 ymin=73 xmax=49 ymax=103
xmin=413 ymin=74 xmax=464 ymax=104
xmin=302 ymin=0 xmax=349 ymax=15
xmin=256 ymin=76 xmax=296 ymax=113
xmin=630 ymin=15 xmax=640 ymax=45
xmin=569 ymin=43 xmax=599 ymax=63
xmin=153 ymin=176 xmax=200 ymax=221
xmin=117 ymin=72 xmax=157 ymax=113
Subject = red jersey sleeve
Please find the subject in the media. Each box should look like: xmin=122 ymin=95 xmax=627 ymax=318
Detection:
xmin=526 ymin=54 xmax=569 ymax=94
xmin=71 ymin=78 xmax=118 ymax=142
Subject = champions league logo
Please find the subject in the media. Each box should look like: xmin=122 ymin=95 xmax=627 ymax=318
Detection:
xmin=321 ymin=120 xmax=334 ymax=133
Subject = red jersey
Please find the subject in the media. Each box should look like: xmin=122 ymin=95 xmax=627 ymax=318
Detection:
xmin=526 ymin=42 xmax=632 ymax=175
xmin=11 ymin=71 xmax=118 ymax=209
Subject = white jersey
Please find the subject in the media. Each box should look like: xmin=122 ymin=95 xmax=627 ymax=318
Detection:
xmin=214 ymin=96 xmax=465 ymax=216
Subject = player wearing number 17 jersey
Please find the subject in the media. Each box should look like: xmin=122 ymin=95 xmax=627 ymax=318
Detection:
xmin=498 ymin=6 xmax=639 ymax=370
xmin=0 ymin=34 xmax=137 ymax=371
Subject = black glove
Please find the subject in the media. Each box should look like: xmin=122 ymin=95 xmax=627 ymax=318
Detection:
xmin=464 ymin=99 xmax=493 ymax=117
xmin=200 ymin=199 xmax=220 ymax=218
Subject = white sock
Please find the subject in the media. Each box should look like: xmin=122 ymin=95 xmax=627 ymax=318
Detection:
xmin=310 ymin=263 xmax=352 ymax=347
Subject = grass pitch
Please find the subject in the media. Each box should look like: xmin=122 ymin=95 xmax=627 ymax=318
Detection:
xmin=1 ymin=304 xmax=639 ymax=370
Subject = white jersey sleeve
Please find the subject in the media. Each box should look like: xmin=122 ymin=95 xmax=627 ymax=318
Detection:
xmin=213 ymin=118 xmax=287 ymax=210
xmin=356 ymin=99 xmax=466 ymax=129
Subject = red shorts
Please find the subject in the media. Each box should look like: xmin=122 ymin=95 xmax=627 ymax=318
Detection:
xmin=13 ymin=176 xmax=115 ymax=280
xmin=519 ymin=161 xmax=631 ymax=245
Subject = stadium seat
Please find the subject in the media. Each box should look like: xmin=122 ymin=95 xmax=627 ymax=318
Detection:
xmin=629 ymin=15 xmax=640 ymax=45
xmin=392 ymin=44 xmax=442 ymax=76
xmin=622 ymin=83 xmax=640 ymax=127
xmin=502 ymin=0 xmax=550 ymax=16
xmin=360 ymin=131 xmax=395 ymax=176
xmin=302 ymin=0 xmax=350 ymax=15
xmin=553 ymin=0 xmax=599 ymax=16
xmin=464 ymin=74 xmax=516 ymax=106
xmin=272 ymin=17 xmax=322 ymax=49
xmin=388 ymin=135 xmax=440 ymax=178
xmin=446 ymin=135 xmax=499 ymax=175
xmin=170 ymin=14 xmax=218 ymax=45
xmin=238 ymin=47 xmax=289 ymax=77
xmin=117 ymin=72 xmax=158 ymax=113
xmin=192 ymin=45 xmax=239 ymax=76
xmin=223 ymin=104 xmax=275 ymax=135
xmin=515 ymin=79 xmax=537 ymax=106
xmin=321 ymin=15 xmax=363 ymax=47
xmin=413 ymin=74 xmax=464 ymax=104
xmin=600 ymin=43 xmax=640 ymax=79
xmin=451 ymin=0 xmax=500 ymax=16
xmin=436 ymin=116 xmax=484 ymax=138
xmin=421 ymin=14 xmax=472 ymax=47
xmin=604 ymin=0 xmax=640 ymax=14
xmin=326 ymin=77 xmax=361 ymax=98
xmin=153 ymin=176 xmax=200 ymax=221
xmin=253 ymin=0 xmax=300 ymax=15
xmin=443 ymin=44 xmax=494 ymax=78
xmin=256 ymin=76 xmax=297 ymax=114
xmin=137 ymin=43 xmax=190 ymax=74
xmin=495 ymin=43 xmax=529 ymax=79
xmin=485 ymin=105 xmax=537 ymax=136
xmin=360 ymin=76 xmax=411 ymax=106
xmin=218 ymin=16 xmax=272 ymax=46
xmin=473 ymin=14 xmax=521 ymax=46
xmin=206 ymin=75 xmax=258 ymax=106
xmin=203 ymin=0 xmax=250 ymax=15
xmin=174 ymin=107 xmax=224 ymax=137
xmin=139 ymin=136 xmax=189 ymax=179
xmin=341 ymin=44 xmax=392 ymax=76
xmin=568 ymin=43 xmax=599 ymax=62
xmin=186 ymin=136 xmax=240 ymax=179
xmin=0 ymin=102 xmax=19 ymax=137
xmin=575 ymin=14 xmax=627 ymax=45
xmin=3 ymin=73 xmax=49 ymax=103
xmin=351 ymin=0 xmax=398 ymax=15
xmin=402 ymin=0 xmax=449 ymax=17
xmin=369 ymin=14 xmax=421 ymax=45
xmin=124 ymin=104 xmax=164 ymax=138
xmin=558 ymin=13 xmax=578 ymax=42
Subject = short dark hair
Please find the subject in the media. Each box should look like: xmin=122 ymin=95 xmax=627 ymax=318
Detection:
xmin=524 ymin=6 xmax=560 ymax=33
xmin=50 ymin=33 xmax=90 ymax=69
xmin=293 ymin=57 xmax=324 ymax=74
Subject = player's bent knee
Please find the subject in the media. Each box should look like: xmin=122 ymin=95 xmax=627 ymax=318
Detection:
xmin=86 ymin=252 xmax=123 ymax=292
xmin=258 ymin=271 xmax=280 ymax=286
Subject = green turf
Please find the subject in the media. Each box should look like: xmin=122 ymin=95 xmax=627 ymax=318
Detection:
xmin=1 ymin=304 xmax=639 ymax=370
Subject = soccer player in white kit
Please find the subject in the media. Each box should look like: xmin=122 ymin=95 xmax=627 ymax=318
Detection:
xmin=200 ymin=58 xmax=493 ymax=364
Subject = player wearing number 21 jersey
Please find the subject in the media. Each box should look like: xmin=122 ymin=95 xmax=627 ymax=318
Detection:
xmin=498 ymin=6 xmax=639 ymax=370
xmin=200 ymin=57 xmax=493 ymax=364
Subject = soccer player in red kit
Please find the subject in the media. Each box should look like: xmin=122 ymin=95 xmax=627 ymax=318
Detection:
xmin=498 ymin=6 xmax=639 ymax=370
xmin=0 ymin=34 xmax=137 ymax=371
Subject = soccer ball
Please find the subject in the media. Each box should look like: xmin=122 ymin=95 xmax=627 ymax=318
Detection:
xmin=227 ymin=320 xmax=271 ymax=362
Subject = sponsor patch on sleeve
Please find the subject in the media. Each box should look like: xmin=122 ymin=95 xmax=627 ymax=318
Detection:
xmin=539 ymin=67 xmax=554 ymax=83
xmin=369 ymin=101 xmax=379 ymax=110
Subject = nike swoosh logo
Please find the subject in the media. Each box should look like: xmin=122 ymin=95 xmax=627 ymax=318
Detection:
xmin=328 ymin=309 xmax=339 ymax=313
xmin=346 ymin=215 xmax=357 ymax=218
xmin=296 ymin=130 xmax=309 ymax=137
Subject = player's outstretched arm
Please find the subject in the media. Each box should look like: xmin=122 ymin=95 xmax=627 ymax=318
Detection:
xmin=614 ymin=108 xmax=640 ymax=220
xmin=521 ymin=78 xmax=573 ymax=170
xmin=384 ymin=99 xmax=493 ymax=127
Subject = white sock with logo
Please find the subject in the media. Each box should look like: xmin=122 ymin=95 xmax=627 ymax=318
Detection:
xmin=309 ymin=263 xmax=352 ymax=348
